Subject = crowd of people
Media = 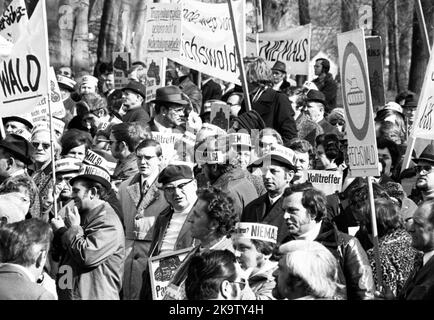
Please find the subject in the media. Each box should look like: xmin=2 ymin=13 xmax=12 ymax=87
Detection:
xmin=0 ymin=55 xmax=433 ymax=301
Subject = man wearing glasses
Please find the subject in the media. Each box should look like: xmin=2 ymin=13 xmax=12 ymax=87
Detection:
xmin=118 ymin=139 xmax=169 ymax=300
xmin=140 ymin=164 xmax=198 ymax=299
xmin=413 ymin=145 xmax=434 ymax=204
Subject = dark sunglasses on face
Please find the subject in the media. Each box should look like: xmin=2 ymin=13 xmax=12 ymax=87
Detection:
xmin=32 ymin=142 xmax=50 ymax=150
xmin=415 ymin=165 xmax=434 ymax=174
xmin=330 ymin=119 xmax=345 ymax=126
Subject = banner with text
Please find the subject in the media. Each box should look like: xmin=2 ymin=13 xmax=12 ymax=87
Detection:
xmin=246 ymin=24 xmax=312 ymax=76
xmin=410 ymin=40 xmax=434 ymax=139
xmin=365 ymin=36 xmax=385 ymax=112
xmin=306 ymin=170 xmax=343 ymax=195
xmin=150 ymin=131 xmax=183 ymax=165
xmin=145 ymin=3 xmax=182 ymax=59
xmin=145 ymin=58 xmax=165 ymax=103
xmin=0 ymin=0 xmax=28 ymax=44
xmin=0 ymin=0 xmax=49 ymax=117
xmin=172 ymin=0 xmax=245 ymax=84
xmin=149 ymin=247 xmax=193 ymax=300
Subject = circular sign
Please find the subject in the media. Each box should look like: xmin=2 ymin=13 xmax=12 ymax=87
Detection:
xmin=342 ymin=42 xmax=370 ymax=141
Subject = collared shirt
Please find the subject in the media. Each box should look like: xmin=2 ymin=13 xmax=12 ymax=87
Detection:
xmin=1 ymin=263 xmax=36 ymax=283
xmin=202 ymin=78 xmax=212 ymax=86
xmin=295 ymin=221 xmax=322 ymax=241
xmin=154 ymin=118 xmax=172 ymax=134
xmin=272 ymin=80 xmax=284 ymax=91
xmin=268 ymin=193 xmax=283 ymax=206
xmin=423 ymin=250 xmax=434 ymax=266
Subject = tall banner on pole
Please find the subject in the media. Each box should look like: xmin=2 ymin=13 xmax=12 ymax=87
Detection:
xmin=365 ymin=36 xmax=385 ymax=112
xmin=173 ymin=0 xmax=245 ymax=84
xmin=337 ymin=29 xmax=380 ymax=177
xmin=0 ymin=0 xmax=49 ymax=117
xmin=246 ymin=24 xmax=312 ymax=76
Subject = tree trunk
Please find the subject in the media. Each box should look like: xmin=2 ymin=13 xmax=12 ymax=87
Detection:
xmin=341 ymin=0 xmax=357 ymax=32
xmin=372 ymin=0 xmax=388 ymax=60
xmin=262 ymin=0 xmax=290 ymax=32
xmin=71 ymin=0 xmax=90 ymax=73
xmin=298 ymin=0 xmax=310 ymax=25
xmin=387 ymin=0 xmax=400 ymax=92
xmin=408 ymin=0 xmax=434 ymax=95
xmin=96 ymin=0 xmax=121 ymax=66
xmin=398 ymin=0 xmax=414 ymax=91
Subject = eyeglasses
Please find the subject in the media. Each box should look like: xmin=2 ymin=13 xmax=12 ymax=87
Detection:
xmin=415 ymin=165 xmax=434 ymax=174
xmin=231 ymin=278 xmax=247 ymax=290
xmin=161 ymin=179 xmax=194 ymax=194
xmin=330 ymin=120 xmax=345 ymax=126
xmin=32 ymin=142 xmax=50 ymax=150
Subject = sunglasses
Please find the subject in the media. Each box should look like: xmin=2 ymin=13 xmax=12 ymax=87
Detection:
xmin=415 ymin=165 xmax=434 ymax=174
xmin=231 ymin=278 xmax=247 ymax=290
xmin=161 ymin=179 xmax=193 ymax=194
xmin=330 ymin=120 xmax=345 ymax=126
xmin=32 ymin=142 xmax=50 ymax=150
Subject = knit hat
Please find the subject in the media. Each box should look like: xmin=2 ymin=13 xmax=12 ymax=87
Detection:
xmin=235 ymin=110 xmax=265 ymax=133
xmin=328 ymin=108 xmax=345 ymax=122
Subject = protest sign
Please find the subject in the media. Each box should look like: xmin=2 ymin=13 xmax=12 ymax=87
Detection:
xmin=148 ymin=247 xmax=193 ymax=300
xmin=0 ymin=0 xmax=49 ymax=117
xmin=210 ymin=101 xmax=230 ymax=131
xmin=150 ymin=131 xmax=183 ymax=165
xmin=83 ymin=149 xmax=116 ymax=176
xmin=113 ymin=52 xmax=131 ymax=90
xmin=145 ymin=3 xmax=181 ymax=59
xmin=145 ymin=58 xmax=164 ymax=103
xmin=0 ymin=0 xmax=28 ymax=44
xmin=365 ymin=36 xmax=385 ymax=112
xmin=246 ymin=24 xmax=312 ymax=76
xmin=305 ymin=170 xmax=343 ymax=195
xmin=409 ymin=41 xmax=434 ymax=140
xmin=338 ymin=29 xmax=379 ymax=177
xmin=172 ymin=0 xmax=245 ymax=84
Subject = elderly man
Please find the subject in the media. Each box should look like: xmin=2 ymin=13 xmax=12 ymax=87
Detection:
xmin=273 ymin=240 xmax=343 ymax=300
xmin=139 ymin=164 xmax=198 ymax=299
xmin=51 ymin=164 xmax=125 ymax=300
xmin=413 ymin=145 xmax=434 ymax=203
xmin=306 ymin=90 xmax=340 ymax=135
xmin=242 ymin=147 xmax=297 ymax=243
xmin=281 ymin=183 xmax=375 ymax=300
xmin=121 ymin=80 xmax=150 ymax=123
xmin=3 ymin=115 xmax=33 ymax=139
xmin=0 ymin=219 xmax=55 ymax=300
xmin=118 ymin=138 xmax=169 ymax=300
xmin=399 ymin=200 xmax=434 ymax=300
xmin=147 ymin=85 xmax=188 ymax=133
xmin=110 ymin=122 xmax=143 ymax=183
xmin=233 ymin=222 xmax=278 ymax=300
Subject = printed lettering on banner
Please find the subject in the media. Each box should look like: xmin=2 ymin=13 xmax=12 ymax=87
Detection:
xmin=365 ymin=36 xmax=385 ymax=112
xmin=172 ymin=0 xmax=245 ymax=85
xmin=0 ymin=0 xmax=28 ymax=44
xmin=246 ymin=24 xmax=311 ymax=76
xmin=150 ymin=131 xmax=183 ymax=164
xmin=148 ymin=247 xmax=193 ymax=300
xmin=410 ymin=41 xmax=434 ymax=139
xmin=0 ymin=1 xmax=49 ymax=117
xmin=145 ymin=3 xmax=181 ymax=59
xmin=305 ymin=170 xmax=343 ymax=195
xmin=337 ymin=29 xmax=379 ymax=177
xmin=113 ymin=52 xmax=131 ymax=90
